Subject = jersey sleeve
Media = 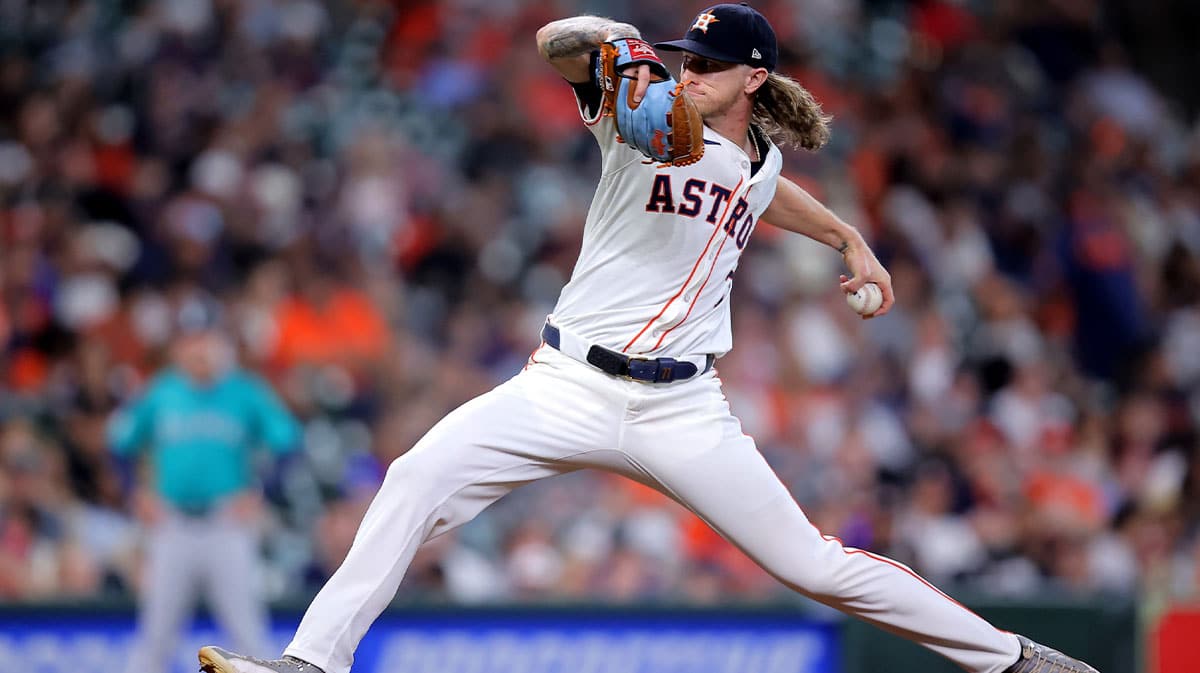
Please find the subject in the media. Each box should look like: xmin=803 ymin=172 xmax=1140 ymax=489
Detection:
xmin=568 ymin=52 xmax=624 ymax=158
xmin=571 ymin=84 xmax=644 ymax=180
xmin=572 ymin=79 xmax=619 ymax=146
xmin=245 ymin=375 xmax=301 ymax=455
xmin=107 ymin=378 xmax=161 ymax=457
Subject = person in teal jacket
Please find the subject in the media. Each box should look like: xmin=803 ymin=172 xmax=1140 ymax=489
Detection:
xmin=109 ymin=295 xmax=301 ymax=673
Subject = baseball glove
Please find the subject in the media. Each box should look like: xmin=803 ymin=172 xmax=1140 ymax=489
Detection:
xmin=595 ymin=38 xmax=704 ymax=167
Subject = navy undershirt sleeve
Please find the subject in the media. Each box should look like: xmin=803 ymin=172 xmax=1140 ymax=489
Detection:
xmin=571 ymin=79 xmax=604 ymax=118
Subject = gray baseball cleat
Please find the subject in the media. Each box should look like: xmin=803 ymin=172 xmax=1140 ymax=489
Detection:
xmin=1004 ymin=635 xmax=1100 ymax=673
xmin=198 ymin=646 xmax=325 ymax=673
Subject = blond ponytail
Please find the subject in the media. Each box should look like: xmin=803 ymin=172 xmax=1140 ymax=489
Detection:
xmin=753 ymin=73 xmax=832 ymax=151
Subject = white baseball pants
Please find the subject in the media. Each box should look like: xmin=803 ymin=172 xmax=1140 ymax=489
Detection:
xmin=284 ymin=345 xmax=1019 ymax=673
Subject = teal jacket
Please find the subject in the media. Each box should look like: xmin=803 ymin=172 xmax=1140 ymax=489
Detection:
xmin=108 ymin=367 xmax=301 ymax=510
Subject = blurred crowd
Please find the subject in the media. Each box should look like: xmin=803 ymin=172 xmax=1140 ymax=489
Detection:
xmin=2 ymin=0 xmax=1199 ymax=609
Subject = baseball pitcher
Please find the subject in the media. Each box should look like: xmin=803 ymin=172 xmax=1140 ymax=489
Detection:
xmin=199 ymin=5 xmax=1098 ymax=673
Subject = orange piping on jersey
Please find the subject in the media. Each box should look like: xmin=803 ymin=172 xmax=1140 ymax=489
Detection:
xmin=651 ymin=185 xmax=755 ymax=350
xmin=622 ymin=177 xmax=746 ymax=353
xmin=650 ymin=234 xmax=730 ymax=350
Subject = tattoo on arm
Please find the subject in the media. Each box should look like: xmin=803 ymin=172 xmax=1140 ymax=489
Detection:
xmin=838 ymin=240 xmax=850 ymax=254
xmin=539 ymin=16 xmax=640 ymax=59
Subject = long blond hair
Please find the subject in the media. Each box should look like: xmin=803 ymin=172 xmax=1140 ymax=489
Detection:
xmin=753 ymin=72 xmax=832 ymax=151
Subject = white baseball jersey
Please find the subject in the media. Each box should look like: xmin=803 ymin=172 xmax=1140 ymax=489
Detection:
xmin=549 ymin=91 xmax=783 ymax=359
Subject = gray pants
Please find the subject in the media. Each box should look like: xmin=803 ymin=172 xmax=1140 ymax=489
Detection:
xmin=124 ymin=506 xmax=270 ymax=673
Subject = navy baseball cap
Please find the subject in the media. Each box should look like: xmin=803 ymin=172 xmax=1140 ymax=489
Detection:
xmin=655 ymin=3 xmax=778 ymax=72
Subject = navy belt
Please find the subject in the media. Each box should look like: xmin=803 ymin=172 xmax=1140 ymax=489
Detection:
xmin=541 ymin=322 xmax=713 ymax=383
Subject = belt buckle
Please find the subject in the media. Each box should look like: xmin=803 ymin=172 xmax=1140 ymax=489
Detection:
xmin=625 ymin=355 xmax=658 ymax=382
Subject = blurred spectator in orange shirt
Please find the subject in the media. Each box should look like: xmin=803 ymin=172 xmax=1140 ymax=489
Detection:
xmin=270 ymin=265 xmax=390 ymax=377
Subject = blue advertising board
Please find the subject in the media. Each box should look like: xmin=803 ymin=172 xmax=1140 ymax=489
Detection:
xmin=0 ymin=606 xmax=837 ymax=673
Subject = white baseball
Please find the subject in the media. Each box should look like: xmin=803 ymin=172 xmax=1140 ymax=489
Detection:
xmin=846 ymin=282 xmax=883 ymax=315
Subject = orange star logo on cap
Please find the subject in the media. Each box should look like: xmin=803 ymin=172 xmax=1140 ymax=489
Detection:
xmin=691 ymin=11 xmax=720 ymax=33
